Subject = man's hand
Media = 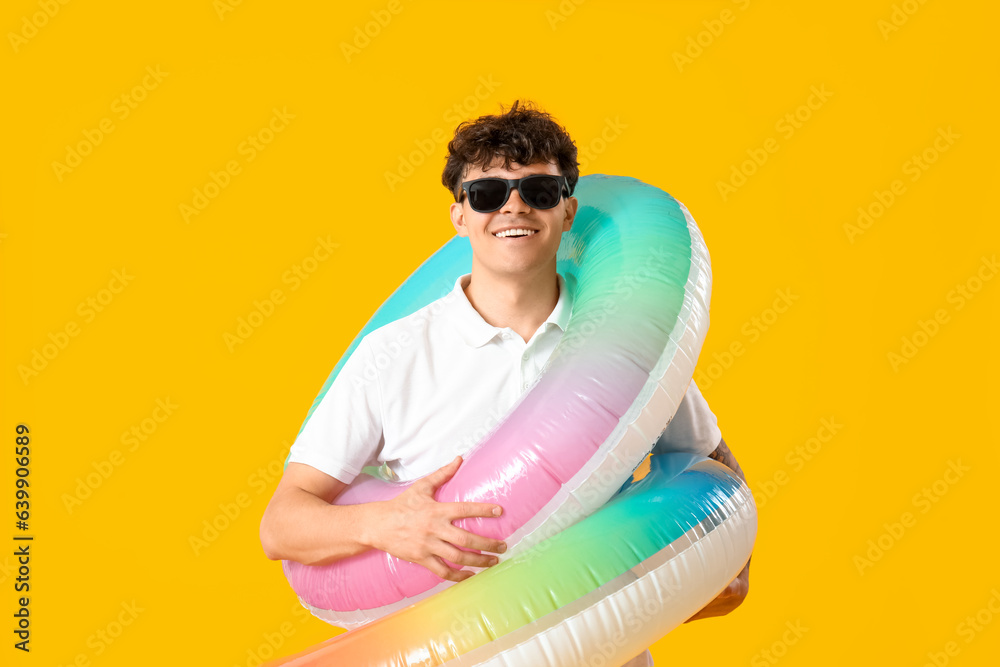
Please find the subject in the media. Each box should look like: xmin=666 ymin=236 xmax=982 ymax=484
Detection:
xmin=684 ymin=556 xmax=751 ymax=622
xmin=683 ymin=437 xmax=752 ymax=622
xmin=370 ymin=456 xmax=507 ymax=583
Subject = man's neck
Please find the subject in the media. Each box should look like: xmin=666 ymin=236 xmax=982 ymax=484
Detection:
xmin=463 ymin=264 xmax=560 ymax=344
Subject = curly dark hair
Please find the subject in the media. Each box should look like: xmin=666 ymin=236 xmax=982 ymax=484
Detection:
xmin=441 ymin=99 xmax=579 ymax=203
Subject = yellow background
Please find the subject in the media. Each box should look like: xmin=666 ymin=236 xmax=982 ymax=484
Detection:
xmin=3 ymin=1 xmax=998 ymax=665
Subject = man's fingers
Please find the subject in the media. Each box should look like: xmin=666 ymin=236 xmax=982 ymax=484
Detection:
xmin=421 ymin=556 xmax=472 ymax=583
xmin=453 ymin=501 xmax=503 ymax=519
xmin=417 ymin=456 xmax=463 ymax=493
xmin=446 ymin=525 xmax=507 ymax=555
xmin=439 ymin=543 xmax=500 ymax=569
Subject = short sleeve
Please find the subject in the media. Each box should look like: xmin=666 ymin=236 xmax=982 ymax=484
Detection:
xmin=286 ymin=337 xmax=385 ymax=485
xmin=652 ymin=379 xmax=721 ymax=458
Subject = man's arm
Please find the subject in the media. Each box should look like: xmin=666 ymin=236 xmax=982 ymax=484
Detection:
xmin=259 ymin=457 xmax=508 ymax=582
xmin=260 ymin=463 xmax=371 ymax=565
xmin=683 ymin=436 xmax=752 ymax=622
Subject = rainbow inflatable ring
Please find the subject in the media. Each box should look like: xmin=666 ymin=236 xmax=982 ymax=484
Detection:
xmin=274 ymin=174 xmax=758 ymax=666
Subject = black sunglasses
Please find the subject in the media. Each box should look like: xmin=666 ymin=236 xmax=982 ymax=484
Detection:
xmin=459 ymin=175 xmax=573 ymax=213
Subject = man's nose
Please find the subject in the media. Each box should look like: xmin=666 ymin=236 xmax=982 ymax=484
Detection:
xmin=502 ymin=185 xmax=532 ymax=213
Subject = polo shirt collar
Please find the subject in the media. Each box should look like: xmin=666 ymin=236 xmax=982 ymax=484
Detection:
xmin=448 ymin=272 xmax=573 ymax=348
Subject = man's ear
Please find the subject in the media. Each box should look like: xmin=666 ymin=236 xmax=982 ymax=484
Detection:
xmin=450 ymin=201 xmax=469 ymax=237
xmin=562 ymin=196 xmax=578 ymax=233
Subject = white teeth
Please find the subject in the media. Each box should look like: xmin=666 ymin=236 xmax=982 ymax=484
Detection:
xmin=494 ymin=229 xmax=537 ymax=238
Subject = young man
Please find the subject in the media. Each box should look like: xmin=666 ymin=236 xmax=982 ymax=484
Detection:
xmin=260 ymin=100 xmax=750 ymax=667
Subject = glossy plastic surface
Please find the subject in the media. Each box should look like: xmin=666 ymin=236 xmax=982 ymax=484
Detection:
xmin=283 ymin=174 xmax=714 ymax=628
xmin=271 ymin=452 xmax=757 ymax=666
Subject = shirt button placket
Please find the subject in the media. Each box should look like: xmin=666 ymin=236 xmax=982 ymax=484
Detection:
xmin=521 ymin=342 xmax=531 ymax=390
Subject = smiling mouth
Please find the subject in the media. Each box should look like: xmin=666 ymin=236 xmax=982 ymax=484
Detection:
xmin=493 ymin=229 xmax=538 ymax=238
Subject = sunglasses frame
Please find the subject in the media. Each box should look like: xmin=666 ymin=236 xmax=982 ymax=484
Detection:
xmin=459 ymin=174 xmax=574 ymax=213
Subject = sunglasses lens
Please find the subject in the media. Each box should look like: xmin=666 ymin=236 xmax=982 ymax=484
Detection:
xmin=468 ymin=180 xmax=508 ymax=212
xmin=521 ymin=176 xmax=562 ymax=209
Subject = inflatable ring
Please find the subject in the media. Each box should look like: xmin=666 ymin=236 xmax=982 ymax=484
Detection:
xmin=271 ymin=451 xmax=756 ymax=665
xmin=282 ymin=174 xmax=737 ymax=632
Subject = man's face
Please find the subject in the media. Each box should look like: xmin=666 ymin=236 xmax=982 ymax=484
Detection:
xmin=449 ymin=159 xmax=577 ymax=282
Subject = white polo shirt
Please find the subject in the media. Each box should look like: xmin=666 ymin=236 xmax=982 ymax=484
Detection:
xmin=288 ymin=272 xmax=722 ymax=484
